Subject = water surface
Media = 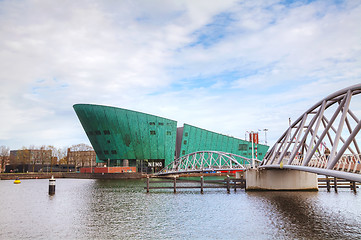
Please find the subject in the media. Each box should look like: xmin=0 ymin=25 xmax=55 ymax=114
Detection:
xmin=0 ymin=178 xmax=360 ymax=239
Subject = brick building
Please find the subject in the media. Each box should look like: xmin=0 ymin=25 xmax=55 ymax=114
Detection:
xmin=67 ymin=149 xmax=99 ymax=170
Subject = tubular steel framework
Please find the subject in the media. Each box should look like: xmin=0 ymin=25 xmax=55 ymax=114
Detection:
xmin=156 ymin=151 xmax=258 ymax=176
xmin=261 ymin=84 xmax=361 ymax=182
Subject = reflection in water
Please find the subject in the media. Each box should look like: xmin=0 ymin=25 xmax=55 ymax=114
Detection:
xmin=247 ymin=191 xmax=361 ymax=239
xmin=0 ymin=179 xmax=360 ymax=239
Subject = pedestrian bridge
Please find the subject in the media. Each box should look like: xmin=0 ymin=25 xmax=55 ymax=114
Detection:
xmin=156 ymin=84 xmax=361 ymax=183
xmin=261 ymin=84 xmax=361 ymax=182
xmin=155 ymin=151 xmax=259 ymax=176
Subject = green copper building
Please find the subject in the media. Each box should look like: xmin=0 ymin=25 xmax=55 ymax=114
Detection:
xmin=73 ymin=104 xmax=269 ymax=172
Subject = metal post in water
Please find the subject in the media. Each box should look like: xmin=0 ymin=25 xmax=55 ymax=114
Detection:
xmin=334 ymin=177 xmax=338 ymax=193
xmin=226 ymin=175 xmax=230 ymax=193
xmin=200 ymin=176 xmax=204 ymax=194
xmin=49 ymin=175 xmax=56 ymax=195
xmin=146 ymin=176 xmax=149 ymax=193
xmin=173 ymin=176 xmax=177 ymax=193
xmin=326 ymin=176 xmax=330 ymax=192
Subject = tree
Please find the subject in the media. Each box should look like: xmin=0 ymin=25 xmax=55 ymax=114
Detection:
xmin=0 ymin=145 xmax=10 ymax=173
xmin=20 ymin=146 xmax=31 ymax=172
xmin=70 ymin=143 xmax=93 ymax=151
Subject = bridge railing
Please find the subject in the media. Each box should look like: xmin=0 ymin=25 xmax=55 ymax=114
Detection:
xmin=156 ymin=151 xmax=258 ymax=175
xmin=276 ymin=154 xmax=361 ymax=173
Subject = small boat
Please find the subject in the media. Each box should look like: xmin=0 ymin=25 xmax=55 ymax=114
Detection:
xmin=14 ymin=177 xmax=21 ymax=184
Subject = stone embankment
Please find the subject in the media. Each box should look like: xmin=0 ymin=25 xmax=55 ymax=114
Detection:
xmin=0 ymin=172 xmax=143 ymax=180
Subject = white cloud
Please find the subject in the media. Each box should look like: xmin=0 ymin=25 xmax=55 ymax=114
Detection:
xmin=0 ymin=0 xmax=360 ymax=152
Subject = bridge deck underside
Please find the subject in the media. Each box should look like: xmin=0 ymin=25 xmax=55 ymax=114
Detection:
xmin=261 ymin=165 xmax=361 ymax=182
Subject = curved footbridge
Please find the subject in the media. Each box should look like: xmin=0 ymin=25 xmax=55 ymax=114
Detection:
xmin=155 ymin=84 xmax=361 ymax=191
xmin=155 ymin=151 xmax=259 ymax=176
xmin=260 ymin=84 xmax=361 ymax=185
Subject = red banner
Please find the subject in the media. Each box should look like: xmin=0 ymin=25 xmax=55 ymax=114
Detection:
xmin=249 ymin=133 xmax=259 ymax=144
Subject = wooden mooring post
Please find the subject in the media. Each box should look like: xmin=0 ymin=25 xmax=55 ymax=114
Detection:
xmin=351 ymin=181 xmax=357 ymax=193
xmin=318 ymin=177 xmax=359 ymax=192
xmin=326 ymin=176 xmax=331 ymax=192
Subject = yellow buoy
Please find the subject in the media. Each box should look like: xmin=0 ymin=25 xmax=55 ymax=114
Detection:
xmin=14 ymin=178 xmax=21 ymax=184
xmin=280 ymin=161 xmax=284 ymax=169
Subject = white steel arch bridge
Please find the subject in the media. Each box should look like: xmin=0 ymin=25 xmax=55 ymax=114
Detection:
xmin=155 ymin=151 xmax=259 ymax=176
xmin=261 ymin=84 xmax=361 ymax=182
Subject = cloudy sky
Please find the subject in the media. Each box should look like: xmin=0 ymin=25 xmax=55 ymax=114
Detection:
xmin=0 ymin=0 xmax=360 ymax=150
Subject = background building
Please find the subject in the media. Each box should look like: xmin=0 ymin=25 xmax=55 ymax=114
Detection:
xmin=67 ymin=148 xmax=98 ymax=170
xmin=7 ymin=149 xmax=53 ymax=172
xmin=74 ymin=104 xmax=269 ymax=173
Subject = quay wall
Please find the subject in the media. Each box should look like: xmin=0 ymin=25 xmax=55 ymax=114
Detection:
xmin=0 ymin=172 xmax=143 ymax=180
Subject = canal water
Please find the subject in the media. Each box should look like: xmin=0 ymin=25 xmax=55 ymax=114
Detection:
xmin=0 ymin=178 xmax=361 ymax=240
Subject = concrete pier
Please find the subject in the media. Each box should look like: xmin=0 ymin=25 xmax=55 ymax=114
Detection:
xmin=246 ymin=168 xmax=318 ymax=191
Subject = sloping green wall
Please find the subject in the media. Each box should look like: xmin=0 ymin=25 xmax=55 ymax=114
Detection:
xmin=73 ymin=104 xmax=177 ymax=165
xmin=179 ymin=124 xmax=269 ymax=161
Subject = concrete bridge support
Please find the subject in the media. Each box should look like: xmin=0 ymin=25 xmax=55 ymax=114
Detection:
xmin=246 ymin=168 xmax=318 ymax=191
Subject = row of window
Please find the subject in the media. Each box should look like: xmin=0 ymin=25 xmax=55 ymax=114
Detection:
xmin=150 ymin=130 xmax=172 ymax=135
xmin=182 ymin=142 xmax=253 ymax=152
xmin=103 ymin=150 xmax=117 ymax=155
xmin=149 ymin=122 xmax=173 ymax=126
xmin=88 ymin=130 xmax=111 ymax=136
xmin=182 ymin=135 xmax=252 ymax=151
xmin=180 ymin=150 xmax=263 ymax=156
xmin=88 ymin=130 xmax=173 ymax=136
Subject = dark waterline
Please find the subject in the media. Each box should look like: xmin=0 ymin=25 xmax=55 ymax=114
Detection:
xmin=0 ymin=179 xmax=360 ymax=240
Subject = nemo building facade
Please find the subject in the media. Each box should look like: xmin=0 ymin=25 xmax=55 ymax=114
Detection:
xmin=73 ymin=104 xmax=269 ymax=173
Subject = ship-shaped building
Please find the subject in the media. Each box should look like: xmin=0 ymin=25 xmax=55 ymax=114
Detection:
xmin=73 ymin=104 xmax=269 ymax=173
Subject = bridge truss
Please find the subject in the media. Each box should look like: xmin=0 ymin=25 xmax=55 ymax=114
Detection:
xmin=261 ymin=84 xmax=361 ymax=182
xmin=156 ymin=151 xmax=257 ymax=176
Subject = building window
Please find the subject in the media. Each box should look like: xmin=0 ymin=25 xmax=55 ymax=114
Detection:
xmin=103 ymin=130 xmax=110 ymax=135
xmin=107 ymin=140 xmax=111 ymax=144
xmin=183 ymin=140 xmax=187 ymax=145
xmin=166 ymin=131 xmax=172 ymax=135
xmin=149 ymin=122 xmax=155 ymax=125
xmin=104 ymin=150 xmax=109 ymax=155
xmin=259 ymin=153 xmax=263 ymax=156
xmin=150 ymin=130 xmax=156 ymax=135
xmin=182 ymin=150 xmax=186 ymax=155
xmin=95 ymin=130 xmax=101 ymax=135
xmin=238 ymin=144 xmax=247 ymax=151
xmin=111 ymin=150 xmax=117 ymax=154
xmin=185 ymin=132 xmax=188 ymax=137
xmin=158 ymin=122 xmax=164 ymax=126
